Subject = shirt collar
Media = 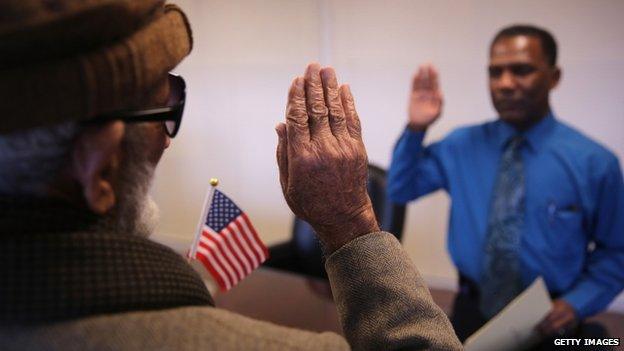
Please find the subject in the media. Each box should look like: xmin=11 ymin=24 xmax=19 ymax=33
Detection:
xmin=494 ymin=111 xmax=556 ymax=152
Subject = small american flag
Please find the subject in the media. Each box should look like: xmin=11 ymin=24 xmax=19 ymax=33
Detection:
xmin=192 ymin=189 xmax=268 ymax=291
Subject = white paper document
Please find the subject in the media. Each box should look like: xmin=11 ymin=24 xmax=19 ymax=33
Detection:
xmin=464 ymin=277 xmax=552 ymax=351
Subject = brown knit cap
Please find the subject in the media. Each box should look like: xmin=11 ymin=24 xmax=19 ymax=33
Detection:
xmin=0 ymin=0 xmax=193 ymax=134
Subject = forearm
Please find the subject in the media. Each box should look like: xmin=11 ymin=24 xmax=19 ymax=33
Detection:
xmin=562 ymin=254 xmax=624 ymax=318
xmin=388 ymin=128 xmax=443 ymax=203
xmin=388 ymin=128 xmax=426 ymax=203
xmin=565 ymin=158 xmax=624 ymax=318
xmin=325 ymin=232 xmax=462 ymax=351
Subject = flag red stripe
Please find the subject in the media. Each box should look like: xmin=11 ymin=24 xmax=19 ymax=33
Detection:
xmin=197 ymin=242 xmax=233 ymax=290
xmin=234 ymin=216 xmax=264 ymax=262
xmin=199 ymin=237 xmax=237 ymax=287
xmin=231 ymin=219 xmax=263 ymax=265
xmin=202 ymin=228 xmax=245 ymax=281
xmin=236 ymin=215 xmax=267 ymax=262
xmin=221 ymin=226 xmax=253 ymax=275
xmin=226 ymin=222 xmax=258 ymax=269
xmin=241 ymin=213 xmax=269 ymax=259
xmin=195 ymin=247 xmax=228 ymax=291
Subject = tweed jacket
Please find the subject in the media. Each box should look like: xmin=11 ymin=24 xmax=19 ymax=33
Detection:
xmin=0 ymin=197 xmax=462 ymax=350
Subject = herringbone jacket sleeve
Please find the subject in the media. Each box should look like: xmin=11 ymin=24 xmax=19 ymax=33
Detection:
xmin=326 ymin=231 xmax=463 ymax=351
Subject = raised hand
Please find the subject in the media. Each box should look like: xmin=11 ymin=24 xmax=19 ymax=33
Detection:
xmin=408 ymin=64 xmax=443 ymax=131
xmin=276 ymin=63 xmax=379 ymax=253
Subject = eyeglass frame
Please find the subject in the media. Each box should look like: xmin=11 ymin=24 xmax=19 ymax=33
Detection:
xmin=87 ymin=73 xmax=186 ymax=138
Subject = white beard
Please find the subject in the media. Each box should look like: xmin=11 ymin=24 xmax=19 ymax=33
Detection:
xmin=133 ymin=194 xmax=160 ymax=238
xmin=96 ymin=125 xmax=160 ymax=237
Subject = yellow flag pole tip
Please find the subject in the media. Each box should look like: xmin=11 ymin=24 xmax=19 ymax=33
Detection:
xmin=209 ymin=178 xmax=219 ymax=186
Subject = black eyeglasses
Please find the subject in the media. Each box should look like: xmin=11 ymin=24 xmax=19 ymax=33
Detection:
xmin=89 ymin=73 xmax=186 ymax=138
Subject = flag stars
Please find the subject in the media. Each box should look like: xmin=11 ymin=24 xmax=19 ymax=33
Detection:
xmin=205 ymin=190 xmax=242 ymax=232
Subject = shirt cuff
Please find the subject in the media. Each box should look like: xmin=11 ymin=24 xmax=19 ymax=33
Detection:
xmin=561 ymin=281 xmax=613 ymax=318
xmin=401 ymin=127 xmax=427 ymax=150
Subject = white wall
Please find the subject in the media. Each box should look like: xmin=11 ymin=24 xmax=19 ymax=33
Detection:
xmin=153 ymin=0 xmax=624 ymax=310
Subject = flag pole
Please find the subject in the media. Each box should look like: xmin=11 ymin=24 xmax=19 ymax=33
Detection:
xmin=189 ymin=178 xmax=219 ymax=260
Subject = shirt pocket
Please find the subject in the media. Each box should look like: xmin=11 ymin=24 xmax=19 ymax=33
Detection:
xmin=535 ymin=200 xmax=586 ymax=258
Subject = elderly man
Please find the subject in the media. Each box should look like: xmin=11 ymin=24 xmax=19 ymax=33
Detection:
xmin=388 ymin=24 xmax=624 ymax=345
xmin=0 ymin=1 xmax=461 ymax=350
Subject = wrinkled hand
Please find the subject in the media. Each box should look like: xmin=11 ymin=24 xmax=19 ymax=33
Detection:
xmin=536 ymin=299 xmax=579 ymax=337
xmin=276 ymin=63 xmax=379 ymax=253
xmin=407 ymin=64 xmax=443 ymax=131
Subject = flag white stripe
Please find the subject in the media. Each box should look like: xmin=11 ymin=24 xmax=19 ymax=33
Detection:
xmin=221 ymin=226 xmax=253 ymax=274
xmin=227 ymin=221 xmax=260 ymax=268
xmin=240 ymin=214 xmax=268 ymax=261
xmin=196 ymin=245 xmax=232 ymax=290
xmin=199 ymin=235 xmax=244 ymax=282
xmin=201 ymin=227 xmax=246 ymax=280
xmin=196 ymin=246 xmax=231 ymax=290
xmin=198 ymin=235 xmax=238 ymax=287
xmin=197 ymin=241 xmax=233 ymax=289
xmin=236 ymin=216 xmax=267 ymax=262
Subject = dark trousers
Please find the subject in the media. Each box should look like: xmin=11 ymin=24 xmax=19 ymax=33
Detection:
xmin=450 ymin=275 xmax=612 ymax=350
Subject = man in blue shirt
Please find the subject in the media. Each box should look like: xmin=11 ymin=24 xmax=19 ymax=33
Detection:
xmin=388 ymin=24 xmax=624 ymax=344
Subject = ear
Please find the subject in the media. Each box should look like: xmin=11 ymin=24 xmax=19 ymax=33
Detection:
xmin=71 ymin=121 xmax=125 ymax=214
xmin=549 ymin=66 xmax=561 ymax=89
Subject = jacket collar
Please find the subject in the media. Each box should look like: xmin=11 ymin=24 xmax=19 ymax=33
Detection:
xmin=0 ymin=196 xmax=214 ymax=325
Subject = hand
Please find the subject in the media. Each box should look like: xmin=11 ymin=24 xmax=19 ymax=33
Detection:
xmin=407 ymin=64 xmax=443 ymax=131
xmin=276 ymin=63 xmax=379 ymax=253
xmin=536 ymin=299 xmax=579 ymax=337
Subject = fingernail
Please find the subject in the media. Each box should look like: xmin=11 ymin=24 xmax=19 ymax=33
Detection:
xmin=320 ymin=68 xmax=328 ymax=80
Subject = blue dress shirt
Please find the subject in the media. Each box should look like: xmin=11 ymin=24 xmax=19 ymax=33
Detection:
xmin=388 ymin=113 xmax=624 ymax=318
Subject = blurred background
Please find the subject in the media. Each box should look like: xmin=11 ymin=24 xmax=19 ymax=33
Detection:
xmin=152 ymin=0 xmax=624 ymax=311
